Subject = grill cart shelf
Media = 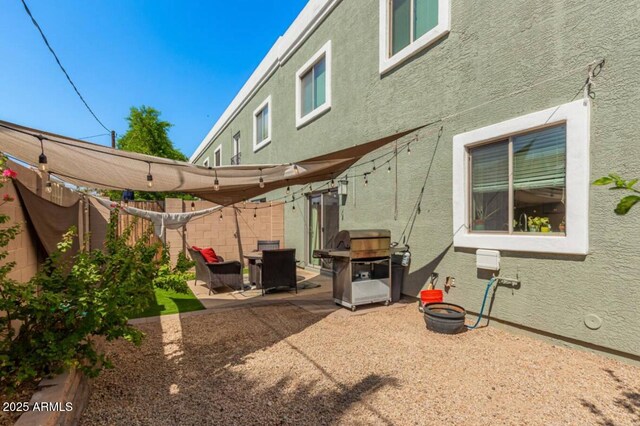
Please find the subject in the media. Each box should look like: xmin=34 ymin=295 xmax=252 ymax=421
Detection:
xmin=314 ymin=229 xmax=392 ymax=312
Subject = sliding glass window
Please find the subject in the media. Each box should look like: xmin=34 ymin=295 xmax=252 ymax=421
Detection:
xmin=469 ymin=124 xmax=567 ymax=235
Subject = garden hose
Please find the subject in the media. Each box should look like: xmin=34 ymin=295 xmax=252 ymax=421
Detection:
xmin=466 ymin=277 xmax=497 ymax=330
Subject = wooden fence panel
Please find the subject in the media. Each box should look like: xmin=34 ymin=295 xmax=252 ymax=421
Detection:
xmin=117 ymin=201 xmax=164 ymax=251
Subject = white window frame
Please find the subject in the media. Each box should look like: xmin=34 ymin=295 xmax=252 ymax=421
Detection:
xmin=202 ymin=157 xmax=210 ymax=168
xmin=253 ymin=95 xmax=272 ymax=152
xmin=233 ymin=132 xmax=240 ymax=157
xmin=379 ymin=0 xmax=451 ymax=74
xmin=452 ymin=100 xmax=591 ymax=255
xmin=295 ymin=40 xmax=332 ymax=128
xmin=213 ymin=145 xmax=222 ymax=167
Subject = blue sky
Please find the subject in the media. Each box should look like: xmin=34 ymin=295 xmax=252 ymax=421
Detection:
xmin=0 ymin=0 xmax=308 ymax=156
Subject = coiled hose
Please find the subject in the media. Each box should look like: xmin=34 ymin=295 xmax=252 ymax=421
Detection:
xmin=466 ymin=277 xmax=496 ymax=330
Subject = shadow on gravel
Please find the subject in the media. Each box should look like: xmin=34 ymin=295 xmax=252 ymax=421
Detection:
xmin=81 ymin=302 xmax=399 ymax=425
xmin=580 ymin=368 xmax=640 ymax=426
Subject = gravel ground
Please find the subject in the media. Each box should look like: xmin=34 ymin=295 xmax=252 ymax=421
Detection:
xmin=80 ymin=304 xmax=640 ymax=425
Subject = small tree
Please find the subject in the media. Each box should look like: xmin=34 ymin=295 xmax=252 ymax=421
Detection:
xmin=593 ymin=174 xmax=639 ymax=215
xmin=108 ymin=106 xmax=194 ymax=201
xmin=117 ymin=106 xmax=187 ymax=161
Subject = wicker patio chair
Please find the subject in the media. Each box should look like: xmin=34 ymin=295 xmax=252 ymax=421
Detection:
xmin=259 ymin=248 xmax=297 ymax=296
xmin=187 ymin=247 xmax=244 ymax=294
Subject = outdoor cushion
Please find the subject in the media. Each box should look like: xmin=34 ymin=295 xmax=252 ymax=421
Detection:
xmin=199 ymin=247 xmax=219 ymax=263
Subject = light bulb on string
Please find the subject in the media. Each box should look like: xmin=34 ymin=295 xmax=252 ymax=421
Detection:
xmin=387 ymin=163 xmax=392 ymax=173
xmin=37 ymin=135 xmax=48 ymax=172
xmin=213 ymin=168 xmax=220 ymax=191
xmin=286 ymin=186 xmax=290 ymax=195
xmin=146 ymin=163 xmax=153 ymax=188
xmin=407 ymin=144 xmax=411 ymax=155
xmin=372 ymin=162 xmax=376 ymax=172
xmin=258 ymin=168 xmax=265 ymax=188
xmin=219 ymin=211 xmax=223 ymax=221
xmin=45 ymin=173 xmax=52 ymax=194
xmin=190 ymin=202 xmax=195 ymax=211
xmin=254 ymin=208 xmax=257 ymax=219
xmin=330 ymin=178 xmax=335 ymax=188
xmin=364 ymin=173 xmax=369 ymax=187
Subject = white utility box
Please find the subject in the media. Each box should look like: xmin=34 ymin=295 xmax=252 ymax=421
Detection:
xmin=476 ymin=249 xmax=500 ymax=270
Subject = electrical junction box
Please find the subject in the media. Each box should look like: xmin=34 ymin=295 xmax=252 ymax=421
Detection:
xmin=476 ymin=249 xmax=500 ymax=271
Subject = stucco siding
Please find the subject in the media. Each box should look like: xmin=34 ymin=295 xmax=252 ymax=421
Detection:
xmin=193 ymin=0 xmax=640 ymax=358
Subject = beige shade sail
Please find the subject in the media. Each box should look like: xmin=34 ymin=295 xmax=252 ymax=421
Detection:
xmin=0 ymin=121 xmax=422 ymax=206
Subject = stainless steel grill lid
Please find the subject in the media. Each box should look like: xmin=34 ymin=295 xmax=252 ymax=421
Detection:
xmin=316 ymin=229 xmax=391 ymax=259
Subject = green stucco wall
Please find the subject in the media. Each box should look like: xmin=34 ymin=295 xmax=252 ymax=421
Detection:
xmin=194 ymin=0 xmax=640 ymax=358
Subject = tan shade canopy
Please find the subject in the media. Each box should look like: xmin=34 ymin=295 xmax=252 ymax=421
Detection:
xmin=0 ymin=121 xmax=422 ymax=206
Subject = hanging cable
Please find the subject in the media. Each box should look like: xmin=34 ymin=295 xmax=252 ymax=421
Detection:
xmin=20 ymin=0 xmax=111 ymax=133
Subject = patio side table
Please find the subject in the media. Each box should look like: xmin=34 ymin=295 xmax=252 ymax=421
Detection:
xmin=243 ymin=252 xmax=262 ymax=288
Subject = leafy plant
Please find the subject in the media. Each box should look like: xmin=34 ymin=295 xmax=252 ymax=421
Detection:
xmin=0 ymin=198 xmax=193 ymax=392
xmin=593 ymin=174 xmax=640 ymax=215
xmin=527 ymin=216 xmax=550 ymax=231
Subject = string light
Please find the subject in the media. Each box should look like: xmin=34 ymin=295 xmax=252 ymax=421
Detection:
xmin=37 ymin=135 xmax=48 ymax=172
xmin=286 ymin=185 xmax=290 ymax=194
xmin=372 ymin=162 xmax=376 ymax=172
xmin=259 ymin=168 xmax=265 ymax=188
xmin=219 ymin=211 xmax=223 ymax=221
xmin=387 ymin=163 xmax=391 ymax=173
xmin=407 ymin=144 xmax=411 ymax=155
xmin=45 ymin=173 xmax=52 ymax=193
xmin=146 ymin=163 xmax=153 ymax=188
xmin=253 ymin=208 xmax=257 ymax=219
xmin=330 ymin=178 xmax=335 ymax=188
xmin=213 ymin=168 xmax=220 ymax=191
xmin=364 ymin=173 xmax=369 ymax=186
xmin=190 ymin=201 xmax=195 ymax=211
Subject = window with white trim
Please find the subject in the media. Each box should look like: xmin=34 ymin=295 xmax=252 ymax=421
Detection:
xmin=379 ymin=0 xmax=450 ymax=74
xmin=452 ymin=100 xmax=591 ymax=254
xmin=213 ymin=145 xmax=222 ymax=167
xmin=296 ymin=41 xmax=332 ymax=128
xmin=202 ymin=157 xmax=210 ymax=168
xmin=253 ymin=96 xmax=271 ymax=151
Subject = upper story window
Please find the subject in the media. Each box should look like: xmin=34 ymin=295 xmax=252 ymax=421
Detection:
xmin=452 ymin=100 xmax=591 ymax=255
xmin=379 ymin=0 xmax=450 ymax=74
xmin=213 ymin=145 xmax=222 ymax=167
xmin=296 ymin=41 xmax=332 ymax=128
xmin=231 ymin=132 xmax=241 ymax=165
xmin=253 ymin=96 xmax=272 ymax=152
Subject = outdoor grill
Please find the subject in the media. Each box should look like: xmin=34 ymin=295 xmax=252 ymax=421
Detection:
xmin=314 ymin=229 xmax=392 ymax=311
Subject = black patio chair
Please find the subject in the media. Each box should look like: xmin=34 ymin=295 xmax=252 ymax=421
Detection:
xmin=259 ymin=248 xmax=297 ymax=296
xmin=256 ymin=240 xmax=280 ymax=251
xmin=187 ymin=247 xmax=244 ymax=294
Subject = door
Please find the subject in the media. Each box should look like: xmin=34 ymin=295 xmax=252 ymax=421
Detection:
xmin=307 ymin=189 xmax=339 ymax=269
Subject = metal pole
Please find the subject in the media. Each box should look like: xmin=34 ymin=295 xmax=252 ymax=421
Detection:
xmin=111 ymin=130 xmax=116 ymax=149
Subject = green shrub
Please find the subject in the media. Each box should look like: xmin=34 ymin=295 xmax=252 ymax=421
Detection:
xmin=0 ymin=181 xmax=193 ymax=391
